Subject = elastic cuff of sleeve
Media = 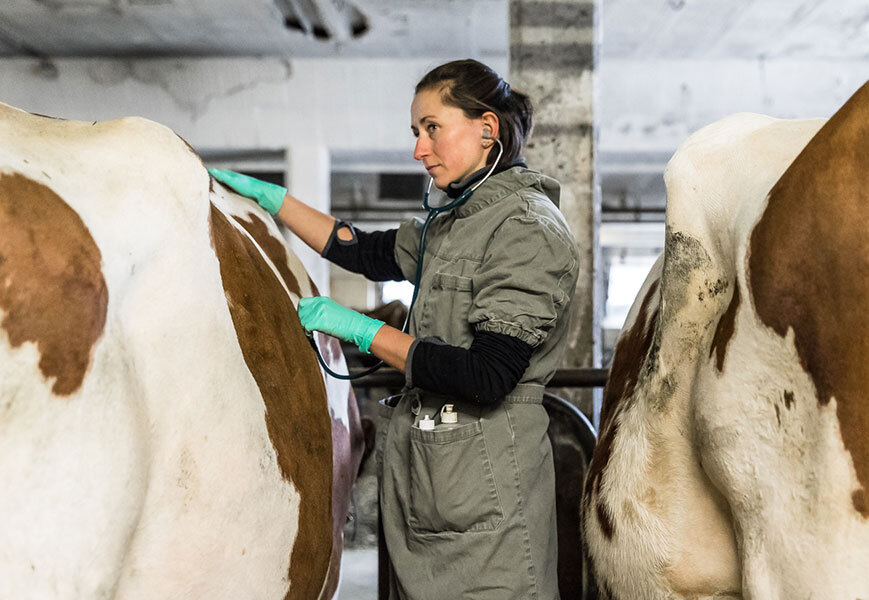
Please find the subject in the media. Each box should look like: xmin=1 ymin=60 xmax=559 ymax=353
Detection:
xmin=320 ymin=219 xmax=357 ymax=257
xmin=404 ymin=338 xmax=424 ymax=389
xmin=475 ymin=319 xmax=543 ymax=347
xmin=356 ymin=318 xmax=385 ymax=354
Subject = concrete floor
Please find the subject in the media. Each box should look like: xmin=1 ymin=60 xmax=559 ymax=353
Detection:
xmin=337 ymin=548 xmax=378 ymax=599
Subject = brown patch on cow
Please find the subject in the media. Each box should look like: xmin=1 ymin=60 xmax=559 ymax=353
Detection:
xmin=748 ymin=81 xmax=869 ymax=517
xmin=232 ymin=213 xmax=303 ymax=299
xmin=210 ymin=204 xmax=333 ymax=599
xmin=783 ymin=390 xmax=795 ymax=410
xmin=0 ymin=173 xmax=107 ymax=395
xmin=709 ymin=282 xmax=740 ymax=371
xmin=775 ymin=404 xmax=781 ymax=426
xmin=585 ymin=279 xmax=661 ymax=539
xmin=853 ymin=491 xmax=868 ymax=515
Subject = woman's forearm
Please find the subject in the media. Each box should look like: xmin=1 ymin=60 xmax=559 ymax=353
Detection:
xmin=369 ymin=325 xmax=415 ymax=373
xmin=276 ymin=192 xmax=355 ymax=255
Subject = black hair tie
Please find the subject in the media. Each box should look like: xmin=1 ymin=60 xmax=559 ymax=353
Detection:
xmin=501 ymin=81 xmax=512 ymax=102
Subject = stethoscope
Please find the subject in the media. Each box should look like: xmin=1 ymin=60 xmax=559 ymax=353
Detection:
xmin=311 ymin=139 xmax=504 ymax=380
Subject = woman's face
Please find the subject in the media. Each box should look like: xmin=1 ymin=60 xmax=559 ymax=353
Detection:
xmin=411 ymin=88 xmax=491 ymax=189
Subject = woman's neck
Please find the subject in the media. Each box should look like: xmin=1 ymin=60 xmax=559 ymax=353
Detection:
xmin=444 ymin=159 xmax=527 ymax=199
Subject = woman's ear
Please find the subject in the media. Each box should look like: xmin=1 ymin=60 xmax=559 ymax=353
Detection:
xmin=480 ymin=112 xmax=500 ymax=147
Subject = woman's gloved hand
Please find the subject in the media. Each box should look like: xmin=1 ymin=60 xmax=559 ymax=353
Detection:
xmin=298 ymin=296 xmax=385 ymax=354
xmin=208 ymin=168 xmax=286 ymax=216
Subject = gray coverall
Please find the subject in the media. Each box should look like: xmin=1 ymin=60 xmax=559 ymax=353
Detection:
xmin=378 ymin=167 xmax=580 ymax=600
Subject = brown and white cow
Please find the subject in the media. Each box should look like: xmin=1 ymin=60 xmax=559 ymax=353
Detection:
xmin=0 ymin=101 xmax=365 ymax=599
xmin=582 ymin=81 xmax=869 ymax=599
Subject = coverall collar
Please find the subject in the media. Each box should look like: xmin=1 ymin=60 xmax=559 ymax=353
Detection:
xmin=452 ymin=166 xmax=562 ymax=218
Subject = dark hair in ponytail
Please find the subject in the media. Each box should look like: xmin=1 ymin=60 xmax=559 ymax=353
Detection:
xmin=415 ymin=59 xmax=533 ymax=166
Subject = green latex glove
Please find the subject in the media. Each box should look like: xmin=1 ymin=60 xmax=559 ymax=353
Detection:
xmin=298 ymin=296 xmax=385 ymax=354
xmin=208 ymin=168 xmax=286 ymax=216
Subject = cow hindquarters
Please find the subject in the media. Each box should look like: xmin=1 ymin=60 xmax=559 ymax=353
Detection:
xmin=582 ymin=257 xmax=742 ymax=600
xmin=694 ymin=281 xmax=869 ymax=600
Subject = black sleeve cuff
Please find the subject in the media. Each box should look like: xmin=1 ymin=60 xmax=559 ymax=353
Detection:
xmin=404 ymin=337 xmax=427 ymax=389
xmin=322 ymin=220 xmax=406 ymax=282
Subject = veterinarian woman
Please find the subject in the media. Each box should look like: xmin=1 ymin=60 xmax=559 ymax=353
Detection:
xmin=210 ymin=59 xmax=579 ymax=600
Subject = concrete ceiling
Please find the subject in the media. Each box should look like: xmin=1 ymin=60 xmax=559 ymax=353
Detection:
xmin=0 ymin=0 xmax=507 ymax=59
xmin=1 ymin=0 xmax=866 ymax=61
xmin=603 ymin=0 xmax=869 ymax=61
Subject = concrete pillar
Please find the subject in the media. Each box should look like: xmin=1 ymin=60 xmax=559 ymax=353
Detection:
xmin=510 ymin=0 xmax=602 ymax=424
xmin=285 ymin=143 xmax=331 ymax=296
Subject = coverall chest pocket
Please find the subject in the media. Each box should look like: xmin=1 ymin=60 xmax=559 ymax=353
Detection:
xmin=408 ymin=421 xmax=503 ymax=534
xmin=420 ymin=271 xmax=474 ymax=340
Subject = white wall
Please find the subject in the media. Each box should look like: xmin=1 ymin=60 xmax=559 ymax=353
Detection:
xmin=600 ymin=58 xmax=869 ymax=155
xmin=0 ymin=56 xmax=504 ymax=293
xmin=0 ymin=56 xmax=507 ymax=151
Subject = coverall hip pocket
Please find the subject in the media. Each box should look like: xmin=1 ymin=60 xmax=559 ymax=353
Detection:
xmin=408 ymin=420 xmax=503 ymax=534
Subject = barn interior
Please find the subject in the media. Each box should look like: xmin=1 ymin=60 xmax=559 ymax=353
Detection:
xmin=0 ymin=0 xmax=866 ymax=597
